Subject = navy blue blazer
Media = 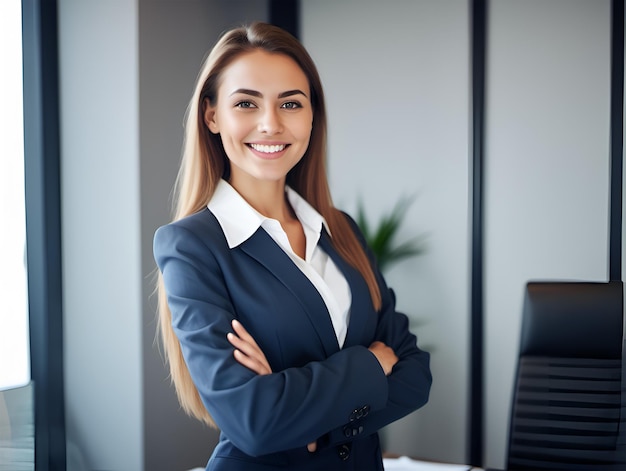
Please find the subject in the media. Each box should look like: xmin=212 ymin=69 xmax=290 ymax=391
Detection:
xmin=154 ymin=208 xmax=431 ymax=471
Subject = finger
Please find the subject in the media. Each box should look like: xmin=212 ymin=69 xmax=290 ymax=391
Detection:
xmin=307 ymin=441 xmax=317 ymax=453
xmin=227 ymin=331 xmax=250 ymax=351
xmin=232 ymin=319 xmax=261 ymax=348
xmin=233 ymin=348 xmax=270 ymax=375
xmin=228 ymin=332 xmax=272 ymax=374
xmin=228 ymin=334 xmax=269 ymax=368
xmin=228 ymin=321 xmax=273 ymax=374
xmin=230 ymin=321 xmax=270 ymax=359
xmin=227 ymin=331 xmax=262 ymax=357
xmin=233 ymin=349 xmax=271 ymax=375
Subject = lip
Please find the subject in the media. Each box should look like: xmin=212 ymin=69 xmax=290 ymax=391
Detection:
xmin=246 ymin=142 xmax=290 ymax=160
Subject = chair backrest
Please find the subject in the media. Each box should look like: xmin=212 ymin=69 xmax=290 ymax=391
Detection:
xmin=507 ymin=281 xmax=626 ymax=470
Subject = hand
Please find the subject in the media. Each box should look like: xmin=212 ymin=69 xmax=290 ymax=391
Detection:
xmin=227 ymin=319 xmax=318 ymax=452
xmin=227 ymin=319 xmax=272 ymax=375
xmin=368 ymin=341 xmax=398 ymax=376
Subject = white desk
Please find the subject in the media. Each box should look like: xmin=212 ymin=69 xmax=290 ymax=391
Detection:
xmin=383 ymin=456 xmax=484 ymax=471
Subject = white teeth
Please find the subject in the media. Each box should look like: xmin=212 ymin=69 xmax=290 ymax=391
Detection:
xmin=249 ymin=143 xmax=286 ymax=153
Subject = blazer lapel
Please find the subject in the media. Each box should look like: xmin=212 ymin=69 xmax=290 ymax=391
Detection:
xmin=239 ymin=228 xmax=340 ymax=356
xmin=318 ymin=229 xmax=376 ymax=348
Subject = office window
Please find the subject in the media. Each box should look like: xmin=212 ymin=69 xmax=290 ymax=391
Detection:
xmin=0 ymin=0 xmax=29 ymax=391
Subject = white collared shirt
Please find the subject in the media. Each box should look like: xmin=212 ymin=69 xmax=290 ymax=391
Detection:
xmin=208 ymin=179 xmax=352 ymax=347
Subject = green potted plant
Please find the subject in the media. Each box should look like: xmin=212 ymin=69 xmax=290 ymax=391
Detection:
xmin=355 ymin=195 xmax=426 ymax=273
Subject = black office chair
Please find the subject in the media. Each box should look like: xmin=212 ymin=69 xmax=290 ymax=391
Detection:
xmin=506 ymin=281 xmax=626 ymax=470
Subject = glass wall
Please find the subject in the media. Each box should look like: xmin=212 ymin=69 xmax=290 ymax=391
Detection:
xmin=0 ymin=0 xmax=29 ymax=392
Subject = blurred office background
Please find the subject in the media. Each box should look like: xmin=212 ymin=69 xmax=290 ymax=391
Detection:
xmin=1 ymin=1 xmax=618 ymax=470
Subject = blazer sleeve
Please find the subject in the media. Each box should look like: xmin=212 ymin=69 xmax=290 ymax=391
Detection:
xmin=154 ymin=220 xmax=390 ymax=457
xmin=322 ymin=213 xmax=432 ymax=448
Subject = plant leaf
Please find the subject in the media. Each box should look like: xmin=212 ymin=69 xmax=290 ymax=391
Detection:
xmin=354 ymin=194 xmax=425 ymax=272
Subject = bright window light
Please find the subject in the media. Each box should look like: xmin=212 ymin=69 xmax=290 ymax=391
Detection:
xmin=0 ymin=0 xmax=30 ymax=391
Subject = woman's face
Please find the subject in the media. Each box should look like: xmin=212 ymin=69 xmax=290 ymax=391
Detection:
xmin=204 ymin=49 xmax=313 ymax=188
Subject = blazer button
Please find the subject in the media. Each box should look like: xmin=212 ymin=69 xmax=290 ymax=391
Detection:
xmin=343 ymin=424 xmax=364 ymax=437
xmin=337 ymin=444 xmax=351 ymax=461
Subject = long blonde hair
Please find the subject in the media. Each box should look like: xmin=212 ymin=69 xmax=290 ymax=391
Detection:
xmin=157 ymin=22 xmax=382 ymax=427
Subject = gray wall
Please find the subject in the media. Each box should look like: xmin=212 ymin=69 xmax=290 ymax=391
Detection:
xmin=57 ymin=1 xmax=617 ymax=470
xmin=59 ymin=1 xmax=142 ymax=469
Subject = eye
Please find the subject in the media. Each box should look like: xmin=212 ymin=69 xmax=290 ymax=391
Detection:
xmin=281 ymin=101 xmax=302 ymax=110
xmin=235 ymin=101 xmax=256 ymax=109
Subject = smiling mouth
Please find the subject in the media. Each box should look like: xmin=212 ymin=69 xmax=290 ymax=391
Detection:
xmin=248 ymin=143 xmax=287 ymax=154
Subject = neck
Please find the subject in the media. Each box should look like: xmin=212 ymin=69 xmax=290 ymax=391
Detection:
xmin=228 ymin=176 xmax=294 ymax=222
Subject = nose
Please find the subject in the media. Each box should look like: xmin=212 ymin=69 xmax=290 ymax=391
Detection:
xmin=257 ymin=108 xmax=283 ymax=135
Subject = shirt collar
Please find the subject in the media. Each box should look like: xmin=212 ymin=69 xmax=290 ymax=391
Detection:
xmin=208 ymin=179 xmax=330 ymax=249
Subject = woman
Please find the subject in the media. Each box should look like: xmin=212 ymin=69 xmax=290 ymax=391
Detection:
xmin=154 ymin=22 xmax=431 ymax=471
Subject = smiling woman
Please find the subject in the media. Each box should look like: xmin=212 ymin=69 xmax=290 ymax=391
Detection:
xmin=203 ymin=50 xmax=314 ymax=197
xmin=153 ymin=22 xmax=431 ymax=471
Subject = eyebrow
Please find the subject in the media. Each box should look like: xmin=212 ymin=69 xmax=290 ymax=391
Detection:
xmin=229 ymin=88 xmax=308 ymax=99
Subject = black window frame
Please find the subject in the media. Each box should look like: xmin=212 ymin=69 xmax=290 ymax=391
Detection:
xmin=22 ymin=0 xmax=66 ymax=469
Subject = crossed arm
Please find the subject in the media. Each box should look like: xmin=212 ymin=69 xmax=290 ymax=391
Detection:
xmin=227 ymin=318 xmax=399 ymax=452
xmin=155 ymin=213 xmax=430 ymax=455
